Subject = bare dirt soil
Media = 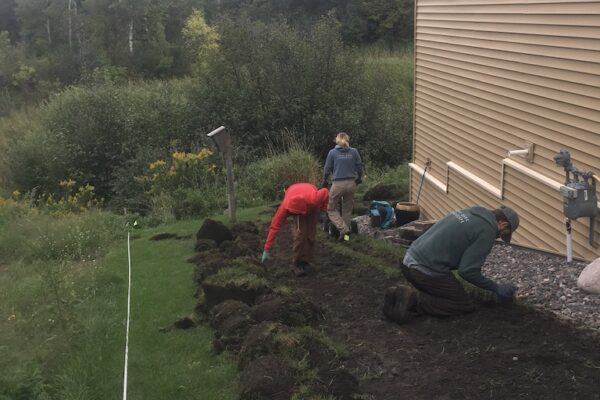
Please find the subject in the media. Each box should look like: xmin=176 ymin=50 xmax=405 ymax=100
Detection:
xmin=266 ymin=224 xmax=600 ymax=400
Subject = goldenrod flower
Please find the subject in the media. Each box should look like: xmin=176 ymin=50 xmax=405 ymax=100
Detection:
xmin=149 ymin=160 xmax=167 ymax=170
xmin=59 ymin=179 xmax=76 ymax=188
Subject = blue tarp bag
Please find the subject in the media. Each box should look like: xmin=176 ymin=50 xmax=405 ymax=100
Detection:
xmin=368 ymin=200 xmax=396 ymax=229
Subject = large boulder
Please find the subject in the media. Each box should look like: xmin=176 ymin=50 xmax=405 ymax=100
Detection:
xmin=577 ymin=258 xmax=600 ymax=294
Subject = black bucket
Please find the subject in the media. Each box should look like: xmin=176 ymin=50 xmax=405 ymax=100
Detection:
xmin=395 ymin=202 xmax=420 ymax=227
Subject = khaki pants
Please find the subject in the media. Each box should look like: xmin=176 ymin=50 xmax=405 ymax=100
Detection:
xmin=401 ymin=264 xmax=475 ymax=317
xmin=292 ymin=211 xmax=319 ymax=265
xmin=327 ymin=179 xmax=356 ymax=234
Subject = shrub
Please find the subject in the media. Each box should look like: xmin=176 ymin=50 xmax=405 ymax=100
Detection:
xmin=0 ymin=199 xmax=122 ymax=264
xmin=2 ymin=25 xmax=415 ymax=204
xmin=241 ymin=145 xmax=321 ymax=202
xmin=356 ymin=163 xmax=409 ymax=200
xmin=138 ymin=149 xmax=227 ymax=219
xmin=2 ymin=79 xmax=200 ymax=207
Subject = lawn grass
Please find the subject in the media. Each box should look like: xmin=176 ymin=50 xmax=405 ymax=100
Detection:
xmin=320 ymin=232 xmax=405 ymax=279
xmin=0 ymin=205 xmax=269 ymax=400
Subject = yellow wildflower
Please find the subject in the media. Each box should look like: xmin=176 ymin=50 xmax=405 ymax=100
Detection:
xmin=59 ymin=179 xmax=76 ymax=188
xmin=149 ymin=160 xmax=167 ymax=170
xmin=172 ymin=151 xmax=186 ymax=162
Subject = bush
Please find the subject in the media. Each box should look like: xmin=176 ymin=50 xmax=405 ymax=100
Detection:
xmin=241 ymin=145 xmax=321 ymax=202
xmin=350 ymin=49 xmax=414 ymax=167
xmin=0 ymin=199 xmax=122 ymax=264
xmin=137 ymin=149 xmax=228 ymax=219
xmin=2 ymin=79 xmax=200 ymax=207
xmin=188 ymin=15 xmax=365 ymax=160
xmin=355 ymin=164 xmax=409 ymax=201
xmin=2 ymin=22 xmax=415 ymax=205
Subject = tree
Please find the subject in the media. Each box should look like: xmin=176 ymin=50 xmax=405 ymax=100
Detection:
xmin=0 ymin=0 xmax=20 ymax=42
xmin=182 ymin=9 xmax=219 ymax=72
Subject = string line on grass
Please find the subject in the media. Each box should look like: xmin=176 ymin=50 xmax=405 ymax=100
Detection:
xmin=123 ymin=228 xmax=132 ymax=400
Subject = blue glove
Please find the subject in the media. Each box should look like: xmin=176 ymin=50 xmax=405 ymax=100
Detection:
xmin=261 ymin=250 xmax=270 ymax=264
xmin=494 ymin=283 xmax=517 ymax=301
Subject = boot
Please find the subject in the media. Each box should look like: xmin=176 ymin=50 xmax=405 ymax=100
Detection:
xmin=382 ymin=286 xmax=398 ymax=319
xmin=291 ymin=261 xmax=308 ymax=277
xmin=385 ymin=285 xmax=417 ymax=324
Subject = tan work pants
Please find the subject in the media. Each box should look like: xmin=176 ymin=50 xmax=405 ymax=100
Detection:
xmin=327 ymin=179 xmax=356 ymax=234
xmin=292 ymin=212 xmax=319 ymax=265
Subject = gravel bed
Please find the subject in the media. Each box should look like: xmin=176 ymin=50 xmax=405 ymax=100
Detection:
xmin=484 ymin=243 xmax=600 ymax=332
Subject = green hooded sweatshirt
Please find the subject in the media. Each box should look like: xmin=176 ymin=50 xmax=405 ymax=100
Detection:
xmin=407 ymin=207 xmax=498 ymax=290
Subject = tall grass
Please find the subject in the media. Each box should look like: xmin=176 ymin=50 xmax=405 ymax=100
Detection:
xmin=0 ymin=205 xmax=123 ymax=264
xmin=239 ymin=136 xmax=322 ymax=203
xmin=356 ymin=164 xmax=410 ymax=200
xmin=0 ymin=204 xmax=269 ymax=399
xmin=0 ymin=201 xmax=123 ymax=399
xmin=353 ymin=47 xmax=414 ymax=167
xmin=0 ymin=108 xmax=44 ymax=190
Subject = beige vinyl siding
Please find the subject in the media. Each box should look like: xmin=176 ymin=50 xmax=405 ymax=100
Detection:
xmin=412 ymin=0 xmax=600 ymax=261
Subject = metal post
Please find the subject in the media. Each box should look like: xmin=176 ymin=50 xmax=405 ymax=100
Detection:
xmin=224 ymin=152 xmax=236 ymax=223
xmin=207 ymin=126 xmax=236 ymax=223
xmin=566 ymin=219 xmax=573 ymax=263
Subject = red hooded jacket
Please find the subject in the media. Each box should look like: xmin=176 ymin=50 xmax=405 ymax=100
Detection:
xmin=264 ymin=183 xmax=329 ymax=251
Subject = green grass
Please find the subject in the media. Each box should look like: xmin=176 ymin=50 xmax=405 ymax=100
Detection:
xmin=0 ymin=205 xmax=269 ymax=400
xmin=356 ymin=164 xmax=410 ymax=201
xmin=55 ymin=231 xmax=238 ymax=400
xmin=320 ymin=232 xmax=406 ymax=279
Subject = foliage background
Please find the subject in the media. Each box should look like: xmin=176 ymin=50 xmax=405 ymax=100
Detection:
xmin=1 ymin=14 xmax=413 ymax=215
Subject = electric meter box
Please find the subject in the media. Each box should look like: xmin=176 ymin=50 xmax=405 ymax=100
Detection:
xmin=560 ymin=182 xmax=598 ymax=220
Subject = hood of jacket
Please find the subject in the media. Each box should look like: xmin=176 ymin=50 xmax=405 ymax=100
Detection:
xmin=334 ymin=145 xmax=351 ymax=153
xmin=283 ymin=184 xmax=329 ymax=215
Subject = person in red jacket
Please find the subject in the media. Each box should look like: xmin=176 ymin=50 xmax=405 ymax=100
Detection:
xmin=262 ymin=183 xmax=329 ymax=276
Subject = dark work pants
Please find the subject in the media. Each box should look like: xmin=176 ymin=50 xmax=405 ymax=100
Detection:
xmin=292 ymin=212 xmax=319 ymax=265
xmin=401 ymin=264 xmax=475 ymax=317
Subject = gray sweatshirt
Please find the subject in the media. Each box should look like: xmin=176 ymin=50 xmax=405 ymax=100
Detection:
xmin=323 ymin=145 xmax=363 ymax=182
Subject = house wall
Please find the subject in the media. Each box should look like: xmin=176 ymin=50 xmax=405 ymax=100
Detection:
xmin=412 ymin=0 xmax=600 ymax=260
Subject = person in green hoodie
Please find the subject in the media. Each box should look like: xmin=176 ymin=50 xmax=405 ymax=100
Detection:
xmin=383 ymin=206 xmax=520 ymax=324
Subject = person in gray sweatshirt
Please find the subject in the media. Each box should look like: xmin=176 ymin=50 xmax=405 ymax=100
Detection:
xmin=322 ymin=132 xmax=363 ymax=239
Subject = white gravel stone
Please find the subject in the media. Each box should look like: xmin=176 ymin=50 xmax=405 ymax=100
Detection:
xmin=483 ymin=244 xmax=600 ymax=331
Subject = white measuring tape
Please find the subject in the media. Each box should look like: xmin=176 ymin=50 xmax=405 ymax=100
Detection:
xmin=123 ymin=229 xmax=132 ymax=400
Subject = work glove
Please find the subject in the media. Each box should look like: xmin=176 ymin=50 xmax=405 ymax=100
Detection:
xmin=261 ymin=250 xmax=270 ymax=264
xmin=355 ymin=178 xmax=362 ymax=185
xmin=494 ymin=283 xmax=517 ymax=302
xmin=320 ymin=180 xmax=328 ymax=189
